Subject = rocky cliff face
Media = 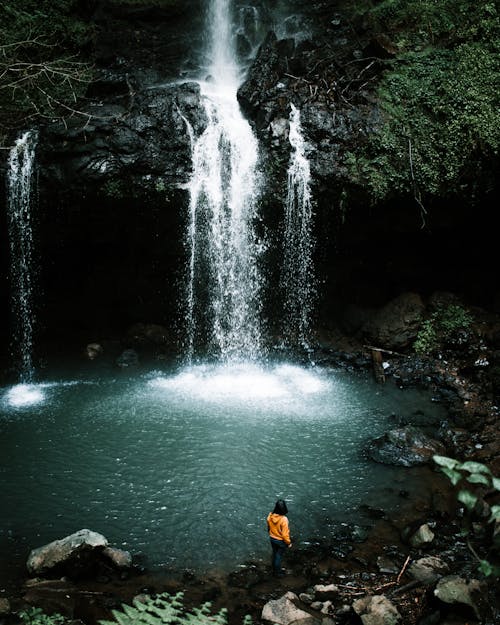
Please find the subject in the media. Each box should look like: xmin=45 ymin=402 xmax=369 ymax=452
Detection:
xmin=1 ymin=0 xmax=498 ymax=367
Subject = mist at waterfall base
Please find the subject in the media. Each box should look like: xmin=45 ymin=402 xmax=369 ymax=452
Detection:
xmin=0 ymin=364 xmax=447 ymax=584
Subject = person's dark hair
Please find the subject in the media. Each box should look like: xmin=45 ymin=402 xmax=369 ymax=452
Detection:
xmin=273 ymin=499 xmax=288 ymax=515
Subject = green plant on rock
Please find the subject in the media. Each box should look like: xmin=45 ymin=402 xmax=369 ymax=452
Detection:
xmin=99 ymin=592 xmax=240 ymax=625
xmin=19 ymin=607 xmax=66 ymax=625
xmin=413 ymin=304 xmax=473 ymax=355
xmin=434 ymin=454 xmax=500 ymax=577
xmin=345 ymin=0 xmax=500 ymax=205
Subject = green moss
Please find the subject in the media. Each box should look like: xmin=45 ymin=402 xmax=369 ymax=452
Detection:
xmin=345 ymin=0 xmax=500 ymax=203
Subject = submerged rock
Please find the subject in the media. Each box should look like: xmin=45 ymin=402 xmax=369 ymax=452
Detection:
xmin=366 ymin=425 xmax=445 ymax=466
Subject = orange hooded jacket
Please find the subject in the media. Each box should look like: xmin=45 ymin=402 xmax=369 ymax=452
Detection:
xmin=267 ymin=512 xmax=291 ymax=544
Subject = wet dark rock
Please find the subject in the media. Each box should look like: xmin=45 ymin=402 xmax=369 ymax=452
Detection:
xmin=85 ymin=343 xmax=104 ymax=360
xmin=408 ymin=556 xmax=449 ymax=585
xmin=116 ymin=349 xmax=139 ymax=369
xmin=126 ymin=323 xmax=172 ymax=347
xmin=376 ymin=556 xmax=399 ymax=575
xmin=41 ymin=81 xmax=205 ymax=192
xmin=361 ymin=293 xmax=425 ymax=350
xmin=227 ymin=564 xmax=263 ymax=589
xmin=366 ymin=426 xmax=445 ymax=467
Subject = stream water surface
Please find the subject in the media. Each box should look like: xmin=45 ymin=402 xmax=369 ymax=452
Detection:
xmin=0 ymin=362 xmax=446 ymax=584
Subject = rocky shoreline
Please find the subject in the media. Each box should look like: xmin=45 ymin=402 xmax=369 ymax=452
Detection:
xmin=1 ymin=300 xmax=499 ymax=625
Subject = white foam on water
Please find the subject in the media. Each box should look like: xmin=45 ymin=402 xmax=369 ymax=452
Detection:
xmin=149 ymin=362 xmax=330 ymax=406
xmin=5 ymin=383 xmax=46 ymax=407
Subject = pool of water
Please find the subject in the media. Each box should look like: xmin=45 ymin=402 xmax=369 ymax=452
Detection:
xmin=0 ymin=362 xmax=446 ymax=583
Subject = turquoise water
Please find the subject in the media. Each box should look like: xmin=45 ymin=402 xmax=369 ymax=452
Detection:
xmin=0 ymin=363 xmax=445 ymax=582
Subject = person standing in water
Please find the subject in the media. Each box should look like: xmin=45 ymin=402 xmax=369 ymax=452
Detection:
xmin=267 ymin=499 xmax=292 ymax=576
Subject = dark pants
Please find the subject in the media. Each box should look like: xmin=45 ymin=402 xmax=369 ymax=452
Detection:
xmin=270 ymin=537 xmax=287 ymax=573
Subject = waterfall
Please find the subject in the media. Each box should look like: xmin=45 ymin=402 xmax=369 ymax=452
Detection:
xmin=6 ymin=130 xmax=39 ymax=382
xmin=281 ymin=104 xmax=315 ymax=349
xmin=185 ymin=0 xmax=263 ymax=363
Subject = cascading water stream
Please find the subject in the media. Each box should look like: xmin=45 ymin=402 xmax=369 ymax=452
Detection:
xmin=6 ymin=130 xmax=39 ymax=382
xmin=185 ymin=0 xmax=263 ymax=363
xmin=281 ymin=104 xmax=315 ymax=348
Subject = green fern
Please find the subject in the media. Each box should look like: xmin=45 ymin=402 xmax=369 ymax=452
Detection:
xmin=99 ymin=593 xmax=233 ymax=625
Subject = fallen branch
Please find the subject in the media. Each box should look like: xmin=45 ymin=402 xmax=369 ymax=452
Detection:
xmin=363 ymin=345 xmax=409 ymax=357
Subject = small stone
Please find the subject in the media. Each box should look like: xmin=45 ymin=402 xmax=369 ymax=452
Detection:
xmin=410 ymin=524 xmax=435 ymax=548
xmin=320 ymin=601 xmax=333 ymax=615
xmin=408 ymin=556 xmax=449 ymax=585
xmin=377 ymin=556 xmax=399 ymax=574
xmin=0 ymin=598 xmax=11 ymax=615
xmin=313 ymin=583 xmax=339 ymax=600
xmin=353 ymin=595 xmax=401 ymax=625
xmin=299 ymin=593 xmax=314 ymax=605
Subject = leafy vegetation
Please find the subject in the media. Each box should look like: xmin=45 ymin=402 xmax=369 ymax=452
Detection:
xmin=0 ymin=1 xmax=93 ymax=142
xmin=19 ymin=607 xmax=66 ymax=625
xmin=434 ymin=455 xmax=500 ymax=577
xmin=99 ymin=592 xmax=243 ymax=625
xmin=346 ymin=0 xmax=500 ymax=204
xmin=413 ymin=304 xmax=473 ymax=355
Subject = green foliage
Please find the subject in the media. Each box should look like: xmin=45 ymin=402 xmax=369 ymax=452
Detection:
xmin=434 ymin=454 xmax=500 ymax=577
xmin=345 ymin=0 xmax=500 ymax=203
xmin=370 ymin=0 xmax=499 ymax=50
xmin=19 ymin=608 xmax=66 ymax=625
xmin=99 ymin=592 xmax=233 ymax=625
xmin=413 ymin=304 xmax=473 ymax=355
xmin=102 ymin=179 xmax=127 ymax=199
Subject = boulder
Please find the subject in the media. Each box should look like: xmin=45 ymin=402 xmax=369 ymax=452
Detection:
xmin=434 ymin=575 xmax=485 ymax=619
xmin=408 ymin=556 xmax=449 ymax=584
xmin=361 ymin=293 xmax=425 ymax=350
xmin=366 ymin=426 xmax=445 ymax=466
xmin=27 ymin=529 xmax=108 ymax=576
xmin=116 ymin=348 xmax=139 ymax=368
xmin=352 ymin=595 xmax=401 ymax=625
xmin=127 ymin=322 xmax=170 ymax=345
xmin=262 ymin=591 xmax=318 ymax=625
